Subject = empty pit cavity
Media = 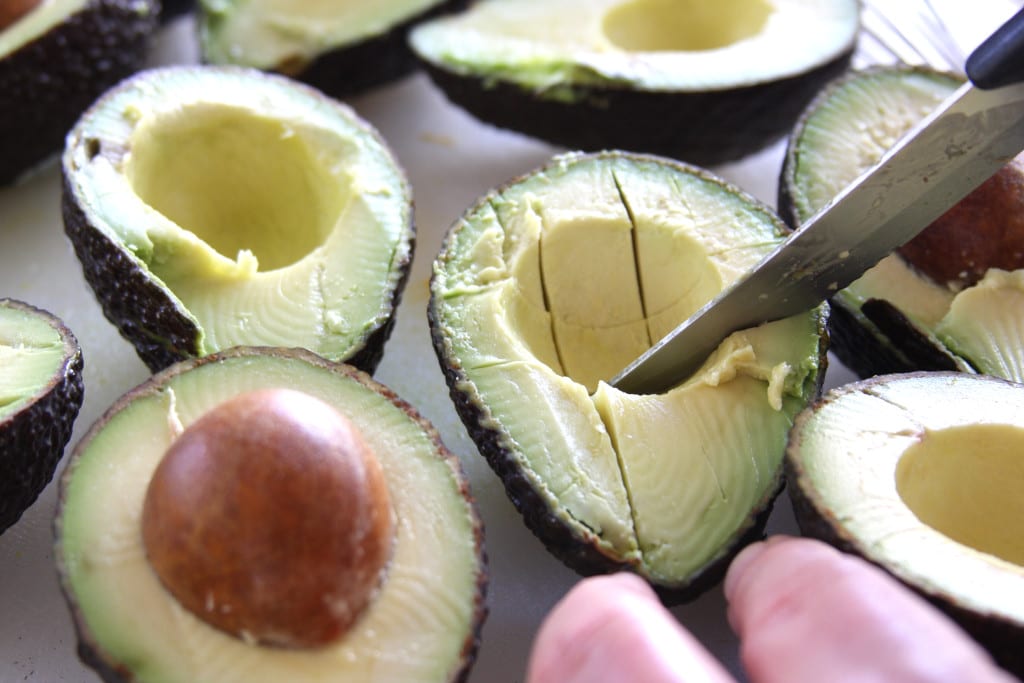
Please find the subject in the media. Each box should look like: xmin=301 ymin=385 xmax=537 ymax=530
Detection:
xmin=126 ymin=104 xmax=347 ymax=272
xmin=895 ymin=423 xmax=1024 ymax=567
xmin=602 ymin=0 xmax=772 ymax=53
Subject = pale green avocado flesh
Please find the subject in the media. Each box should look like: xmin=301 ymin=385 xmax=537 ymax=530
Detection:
xmin=783 ymin=66 xmax=1024 ymax=380
xmin=57 ymin=348 xmax=484 ymax=683
xmin=63 ymin=66 xmax=412 ymax=366
xmin=0 ymin=304 xmax=68 ymax=419
xmin=432 ymin=152 xmax=825 ymax=586
xmin=409 ymin=0 xmax=859 ymax=97
xmin=788 ymin=372 xmax=1024 ymax=634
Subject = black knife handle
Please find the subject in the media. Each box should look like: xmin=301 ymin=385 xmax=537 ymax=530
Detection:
xmin=967 ymin=6 xmax=1024 ymax=89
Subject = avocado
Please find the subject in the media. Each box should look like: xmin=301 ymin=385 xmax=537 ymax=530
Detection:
xmin=160 ymin=0 xmax=192 ymax=22
xmin=198 ymin=0 xmax=469 ymax=98
xmin=429 ymin=151 xmax=827 ymax=600
xmin=787 ymin=371 xmax=1024 ymax=677
xmin=0 ymin=298 xmax=83 ymax=534
xmin=779 ymin=65 xmax=1024 ymax=380
xmin=408 ymin=0 xmax=859 ymax=166
xmin=62 ymin=65 xmax=415 ymax=374
xmin=55 ymin=346 xmax=487 ymax=683
xmin=0 ymin=0 xmax=158 ymax=186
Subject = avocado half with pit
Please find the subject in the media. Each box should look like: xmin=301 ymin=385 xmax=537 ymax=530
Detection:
xmin=199 ymin=0 xmax=469 ymax=97
xmin=0 ymin=0 xmax=157 ymax=186
xmin=62 ymin=66 xmax=415 ymax=374
xmin=55 ymin=346 xmax=487 ymax=683
xmin=779 ymin=65 xmax=1024 ymax=381
xmin=787 ymin=371 xmax=1024 ymax=677
xmin=1 ymin=299 xmax=83 ymax=534
xmin=429 ymin=151 xmax=827 ymax=599
xmin=409 ymin=0 xmax=859 ymax=166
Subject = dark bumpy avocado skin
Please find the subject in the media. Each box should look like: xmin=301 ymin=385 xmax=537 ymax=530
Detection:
xmin=0 ymin=300 xmax=84 ymax=534
xmin=0 ymin=0 xmax=158 ymax=186
xmin=160 ymin=0 xmax=190 ymax=21
xmin=418 ymin=50 xmax=852 ymax=167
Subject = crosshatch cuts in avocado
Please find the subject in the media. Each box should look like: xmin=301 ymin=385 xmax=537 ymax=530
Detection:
xmin=0 ymin=0 xmax=159 ymax=186
xmin=429 ymin=150 xmax=828 ymax=602
xmin=62 ymin=65 xmax=415 ymax=374
xmin=0 ymin=299 xmax=84 ymax=534
xmin=55 ymin=346 xmax=488 ymax=683
xmin=409 ymin=0 xmax=859 ymax=166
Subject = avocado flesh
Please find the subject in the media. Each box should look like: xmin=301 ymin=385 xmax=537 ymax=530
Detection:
xmin=56 ymin=348 xmax=485 ymax=683
xmin=787 ymin=372 xmax=1024 ymax=676
xmin=431 ymin=152 xmax=825 ymax=593
xmin=63 ymin=66 xmax=413 ymax=372
xmin=779 ymin=66 xmax=1024 ymax=379
xmin=0 ymin=305 xmax=68 ymax=418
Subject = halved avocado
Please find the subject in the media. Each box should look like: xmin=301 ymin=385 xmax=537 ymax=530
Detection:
xmin=198 ymin=0 xmax=469 ymax=97
xmin=62 ymin=65 xmax=415 ymax=374
xmin=1 ymin=298 xmax=83 ymax=534
xmin=779 ymin=65 xmax=1024 ymax=380
xmin=408 ymin=0 xmax=859 ymax=166
xmin=55 ymin=346 xmax=487 ymax=683
xmin=429 ymin=151 xmax=827 ymax=600
xmin=0 ymin=0 xmax=158 ymax=186
xmin=787 ymin=372 xmax=1024 ymax=677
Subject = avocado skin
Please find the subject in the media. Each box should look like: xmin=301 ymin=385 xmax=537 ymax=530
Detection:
xmin=0 ymin=0 xmax=158 ymax=186
xmin=55 ymin=346 xmax=489 ymax=683
xmin=160 ymin=0 xmax=190 ymax=21
xmin=0 ymin=300 xmax=84 ymax=534
xmin=417 ymin=49 xmax=851 ymax=166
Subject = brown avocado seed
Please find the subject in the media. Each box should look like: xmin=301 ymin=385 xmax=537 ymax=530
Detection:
xmin=898 ymin=156 xmax=1024 ymax=289
xmin=0 ymin=0 xmax=41 ymax=31
xmin=141 ymin=388 xmax=394 ymax=649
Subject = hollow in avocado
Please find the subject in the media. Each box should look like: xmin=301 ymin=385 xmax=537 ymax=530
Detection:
xmin=62 ymin=66 xmax=415 ymax=373
xmin=55 ymin=346 xmax=487 ymax=682
xmin=429 ymin=151 xmax=827 ymax=600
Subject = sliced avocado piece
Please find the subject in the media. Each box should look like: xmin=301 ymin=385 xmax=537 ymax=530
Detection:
xmin=0 ymin=0 xmax=158 ymax=186
xmin=199 ymin=0 xmax=469 ymax=97
xmin=787 ymin=372 xmax=1024 ymax=678
xmin=408 ymin=0 xmax=859 ymax=166
xmin=429 ymin=151 xmax=827 ymax=599
xmin=55 ymin=346 xmax=487 ymax=683
xmin=779 ymin=65 xmax=1024 ymax=380
xmin=62 ymin=65 xmax=415 ymax=374
xmin=0 ymin=299 xmax=83 ymax=534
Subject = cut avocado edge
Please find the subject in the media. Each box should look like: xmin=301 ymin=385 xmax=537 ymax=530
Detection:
xmin=62 ymin=65 xmax=415 ymax=374
xmin=786 ymin=371 xmax=1024 ymax=678
xmin=55 ymin=346 xmax=487 ymax=683
xmin=0 ymin=299 xmax=84 ymax=534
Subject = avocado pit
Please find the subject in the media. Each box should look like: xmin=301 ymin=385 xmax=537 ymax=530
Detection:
xmin=141 ymin=388 xmax=394 ymax=649
xmin=0 ymin=0 xmax=40 ymax=31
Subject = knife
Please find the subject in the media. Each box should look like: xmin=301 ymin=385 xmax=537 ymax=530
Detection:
xmin=611 ymin=7 xmax=1024 ymax=395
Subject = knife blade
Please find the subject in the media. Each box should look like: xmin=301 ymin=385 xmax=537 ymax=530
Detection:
xmin=611 ymin=7 xmax=1024 ymax=395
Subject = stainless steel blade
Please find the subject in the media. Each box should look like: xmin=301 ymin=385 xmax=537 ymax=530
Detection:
xmin=611 ymin=77 xmax=1024 ymax=394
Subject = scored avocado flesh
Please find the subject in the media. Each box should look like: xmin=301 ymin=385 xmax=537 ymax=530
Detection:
xmin=57 ymin=350 xmax=483 ymax=682
xmin=433 ymin=153 xmax=824 ymax=582
xmin=0 ymin=304 xmax=68 ymax=419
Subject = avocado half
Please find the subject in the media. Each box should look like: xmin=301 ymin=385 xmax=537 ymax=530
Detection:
xmin=0 ymin=0 xmax=158 ymax=186
xmin=1 ymin=299 xmax=83 ymax=534
xmin=429 ymin=151 xmax=827 ymax=600
xmin=779 ymin=65 xmax=1024 ymax=381
xmin=409 ymin=0 xmax=859 ymax=166
xmin=787 ymin=372 xmax=1024 ymax=677
xmin=199 ymin=0 xmax=469 ymax=97
xmin=62 ymin=65 xmax=415 ymax=374
xmin=55 ymin=346 xmax=487 ymax=683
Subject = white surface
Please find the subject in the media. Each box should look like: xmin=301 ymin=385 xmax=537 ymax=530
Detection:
xmin=0 ymin=3 xmax=1019 ymax=681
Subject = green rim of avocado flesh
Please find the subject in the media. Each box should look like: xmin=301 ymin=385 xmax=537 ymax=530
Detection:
xmin=0 ymin=0 xmax=158 ymax=186
xmin=0 ymin=299 xmax=83 ymax=534
xmin=198 ymin=0 xmax=469 ymax=97
xmin=787 ymin=371 xmax=1024 ymax=677
xmin=429 ymin=150 xmax=827 ymax=600
xmin=62 ymin=65 xmax=415 ymax=374
xmin=409 ymin=0 xmax=859 ymax=166
xmin=55 ymin=346 xmax=487 ymax=683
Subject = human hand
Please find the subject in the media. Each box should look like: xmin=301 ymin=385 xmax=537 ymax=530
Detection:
xmin=525 ymin=536 xmax=1015 ymax=683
